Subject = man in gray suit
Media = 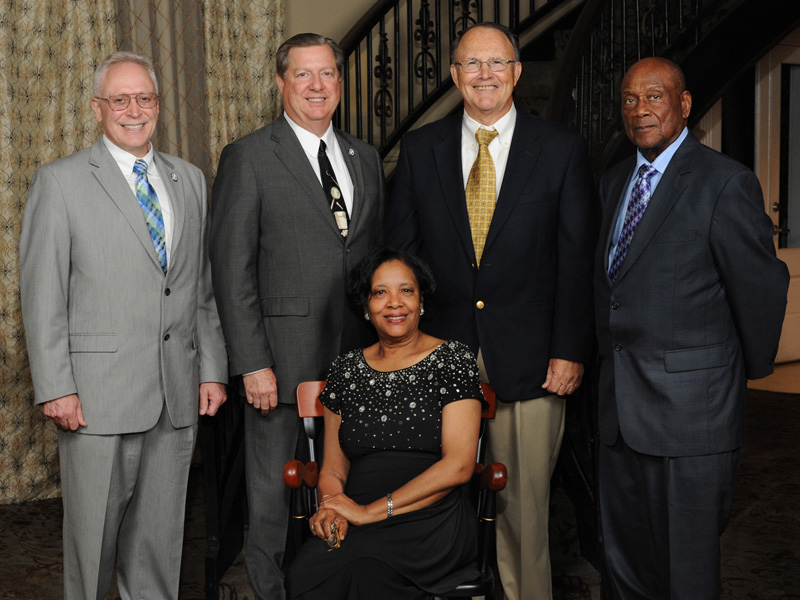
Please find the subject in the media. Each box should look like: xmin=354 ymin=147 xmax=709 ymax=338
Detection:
xmin=19 ymin=51 xmax=228 ymax=600
xmin=595 ymin=57 xmax=788 ymax=598
xmin=209 ymin=33 xmax=385 ymax=599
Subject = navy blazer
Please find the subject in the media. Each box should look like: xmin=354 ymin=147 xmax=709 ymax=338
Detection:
xmin=594 ymin=133 xmax=789 ymax=456
xmin=388 ymin=111 xmax=596 ymax=401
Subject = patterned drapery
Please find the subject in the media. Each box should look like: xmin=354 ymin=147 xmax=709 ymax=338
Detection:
xmin=0 ymin=0 xmax=117 ymax=504
xmin=0 ymin=0 xmax=285 ymax=504
xmin=203 ymin=0 xmax=285 ymax=178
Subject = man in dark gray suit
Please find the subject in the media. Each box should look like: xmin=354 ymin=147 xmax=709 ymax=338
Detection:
xmin=595 ymin=57 xmax=789 ymax=599
xmin=20 ymin=52 xmax=228 ymax=599
xmin=209 ymin=33 xmax=386 ymax=599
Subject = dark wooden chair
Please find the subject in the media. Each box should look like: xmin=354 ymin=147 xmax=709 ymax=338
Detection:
xmin=283 ymin=381 xmax=507 ymax=599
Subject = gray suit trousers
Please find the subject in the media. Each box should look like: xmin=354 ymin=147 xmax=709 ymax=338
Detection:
xmin=59 ymin=404 xmax=196 ymax=600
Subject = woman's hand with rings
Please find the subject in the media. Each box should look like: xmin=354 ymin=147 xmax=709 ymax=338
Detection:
xmin=309 ymin=499 xmax=350 ymax=542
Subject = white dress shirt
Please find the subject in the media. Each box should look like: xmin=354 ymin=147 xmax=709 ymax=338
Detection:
xmin=103 ymin=135 xmax=174 ymax=263
xmin=460 ymin=104 xmax=517 ymax=195
xmin=284 ymin=112 xmax=355 ymax=215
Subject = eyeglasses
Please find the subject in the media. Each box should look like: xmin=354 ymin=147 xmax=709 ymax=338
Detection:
xmin=453 ymin=58 xmax=516 ymax=73
xmin=326 ymin=525 xmax=341 ymax=551
xmin=95 ymin=93 xmax=159 ymax=111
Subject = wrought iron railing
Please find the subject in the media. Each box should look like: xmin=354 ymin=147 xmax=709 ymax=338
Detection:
xmin=336 ymin=0 xmax=580 ymax=157
xmin=550 ymin=0 xmax=745 ymax=172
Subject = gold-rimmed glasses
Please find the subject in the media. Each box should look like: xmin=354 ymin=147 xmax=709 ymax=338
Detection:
xmin=95 ymin=93 xmax=159 ymax=111
xmin=453 ymin=58 xmax=516 ymax=73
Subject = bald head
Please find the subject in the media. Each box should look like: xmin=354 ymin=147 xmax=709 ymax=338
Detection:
xmin=621 ymin=57 xmax=692 ymax=162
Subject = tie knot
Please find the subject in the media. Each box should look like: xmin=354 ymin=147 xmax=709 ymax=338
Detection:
xmin=638 ymin=163 xmax=658 ymax=181
xmin=318 ymin=140 xmax=327 ymax=158
xmin=475 ymin=128 xmax=499 ymax=147
xmin=133 ymin=159 xmax=148 ymax=176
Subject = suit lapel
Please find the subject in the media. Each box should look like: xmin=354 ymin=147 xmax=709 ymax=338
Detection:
xmin=484 ymin=114 xmax=541 ymax=254
xmin=89 ymin=140 xmax=164 ymax=272
xmin=433 ymin=117 xmax=476 ymax=262
xmin=153 ymin=151 xmax=185 ymax=268
xmin=335 ymin=131 xmax=364 ymax=237
xmin=600 ymin=160 xmax=636 ymax=277
xmin=271 ymin=117 xmax=343 ymax=241
xmin=613 ymin=135 xmax=695 ymax=284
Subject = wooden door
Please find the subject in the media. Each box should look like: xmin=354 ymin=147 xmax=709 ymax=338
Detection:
xmin=756 ymin=31 xmax=800 ymax=363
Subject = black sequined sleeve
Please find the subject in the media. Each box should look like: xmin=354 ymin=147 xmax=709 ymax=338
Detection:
xmin=437 ymin=342 xmax=486 ymax=411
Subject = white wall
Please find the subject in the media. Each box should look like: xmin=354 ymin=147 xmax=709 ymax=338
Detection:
xmin=285 ymin=0 xmax=375 ymax=41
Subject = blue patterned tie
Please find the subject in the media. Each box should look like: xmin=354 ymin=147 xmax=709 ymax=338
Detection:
xmin=608 ymin=164 xmax=658 ymax=282
xmin=133 ymin=159 xmax=167 ymax=273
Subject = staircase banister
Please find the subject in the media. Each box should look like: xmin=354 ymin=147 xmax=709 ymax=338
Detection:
xmin=682 ymin=0 xmax=800 ymax=127
xmin=340 ymin=0 xmax=398 ymax=54
xmin=549 ymin=0 xmax=606 ymax=126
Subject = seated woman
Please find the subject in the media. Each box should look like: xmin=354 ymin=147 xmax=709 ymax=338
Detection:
xmin=286 ymin=247 xmax=486 ymax=600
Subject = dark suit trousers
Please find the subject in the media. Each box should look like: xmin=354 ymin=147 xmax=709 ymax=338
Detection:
xmin=244 ymin=402 xmax=300 ymax=600
xmin=599 ymin=436 xmax=739 ymax=600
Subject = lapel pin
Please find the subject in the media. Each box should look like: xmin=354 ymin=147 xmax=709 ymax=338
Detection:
xmin=170 ymin=172 xmax=178 ymax=182
xmin=348 ymin=148 xmax=355 ymax=157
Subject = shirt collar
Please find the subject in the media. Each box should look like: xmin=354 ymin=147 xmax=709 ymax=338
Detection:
xmin=462 ymin=104 xmax=517 ymax=145
xmin=284 ymin=112 xmax=336 ymax=156
xmin=102 ymin=135 xmax=158 ymax=179
xmin=635 ymin=126 xmax=689 ymax=174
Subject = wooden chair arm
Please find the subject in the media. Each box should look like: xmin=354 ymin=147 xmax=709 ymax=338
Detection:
xmin=474 ymin=461 xmax=508 ymax=492
xmin=283 ymin=460 xmax=319 ymax=489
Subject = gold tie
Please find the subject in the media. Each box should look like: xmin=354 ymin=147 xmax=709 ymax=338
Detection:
xmin=466 ymin=128 xmax=499 ymax=265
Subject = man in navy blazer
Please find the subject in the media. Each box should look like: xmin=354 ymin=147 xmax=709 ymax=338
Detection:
xmin=594 ymin=57 xmax=789 ymax=599
xmin=388 ymin=23 xmax=595 ymax=600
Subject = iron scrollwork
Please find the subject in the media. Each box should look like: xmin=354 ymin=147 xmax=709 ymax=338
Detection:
xmin=454 ymin=0 xmax=479 ymax=37
xmin=374 ymin=31 xmax=394 ymax=118
xmin=414 ymin=0 xmax=437 ymax=82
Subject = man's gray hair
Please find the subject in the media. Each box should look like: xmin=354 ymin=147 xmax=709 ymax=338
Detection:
xmin=93 ymin=51 xmax=159 ymax=97
xmin=276 ymin=33 xmax=345 ymax=79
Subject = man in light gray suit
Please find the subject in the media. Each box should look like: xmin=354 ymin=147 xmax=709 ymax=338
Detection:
xmin=209 ymin=33 xmax=385 ymax=599
xmin=20 ymin=52 xmax=228 ymax=600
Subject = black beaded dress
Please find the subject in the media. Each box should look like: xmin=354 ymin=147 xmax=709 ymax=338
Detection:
xmin=286 ymin=340 xmax=486 ymax=600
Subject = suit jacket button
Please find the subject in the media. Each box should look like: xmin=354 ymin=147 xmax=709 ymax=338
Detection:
xmin=614 ymin=343 xmax=622 ymax=352
xmin=611 ymin=302 xmax=619 ymax=310
xmin=164 ymin=333 xmax=170 ymax=341
xmin=476 ymin=300 xmax=485 ymax=309
xmin=165 ymin=288 xmax=171 ymax=296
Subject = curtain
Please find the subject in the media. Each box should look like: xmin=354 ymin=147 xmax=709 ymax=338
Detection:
xmin=1 ymin=0 xmax=285 ymax=504
xmin=203 ymin=0 xmax=285 ymax=179
xmin=0 ymin=0 xmax=117 ymax=503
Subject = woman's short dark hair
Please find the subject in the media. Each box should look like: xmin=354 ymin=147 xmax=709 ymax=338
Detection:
xmin=347 ymin=247 xmax=436 ymax=308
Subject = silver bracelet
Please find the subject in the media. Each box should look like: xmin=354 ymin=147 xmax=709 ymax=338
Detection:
xmin=386 ymin=492 xmax=393 ymax=518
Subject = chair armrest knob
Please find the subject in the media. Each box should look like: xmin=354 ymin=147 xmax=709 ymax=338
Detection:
xmin=475 ymin=462 xmax=508 ymax=492
xmin=283 ymin=460 xmax=319 ymax=489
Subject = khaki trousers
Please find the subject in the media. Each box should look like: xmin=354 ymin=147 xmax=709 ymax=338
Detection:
xmin=479 ymin=352 xmax=566 ymax=600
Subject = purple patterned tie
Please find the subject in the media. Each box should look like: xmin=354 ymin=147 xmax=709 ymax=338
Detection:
xmin=608 ymin=164 xmax=658 ymax=282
